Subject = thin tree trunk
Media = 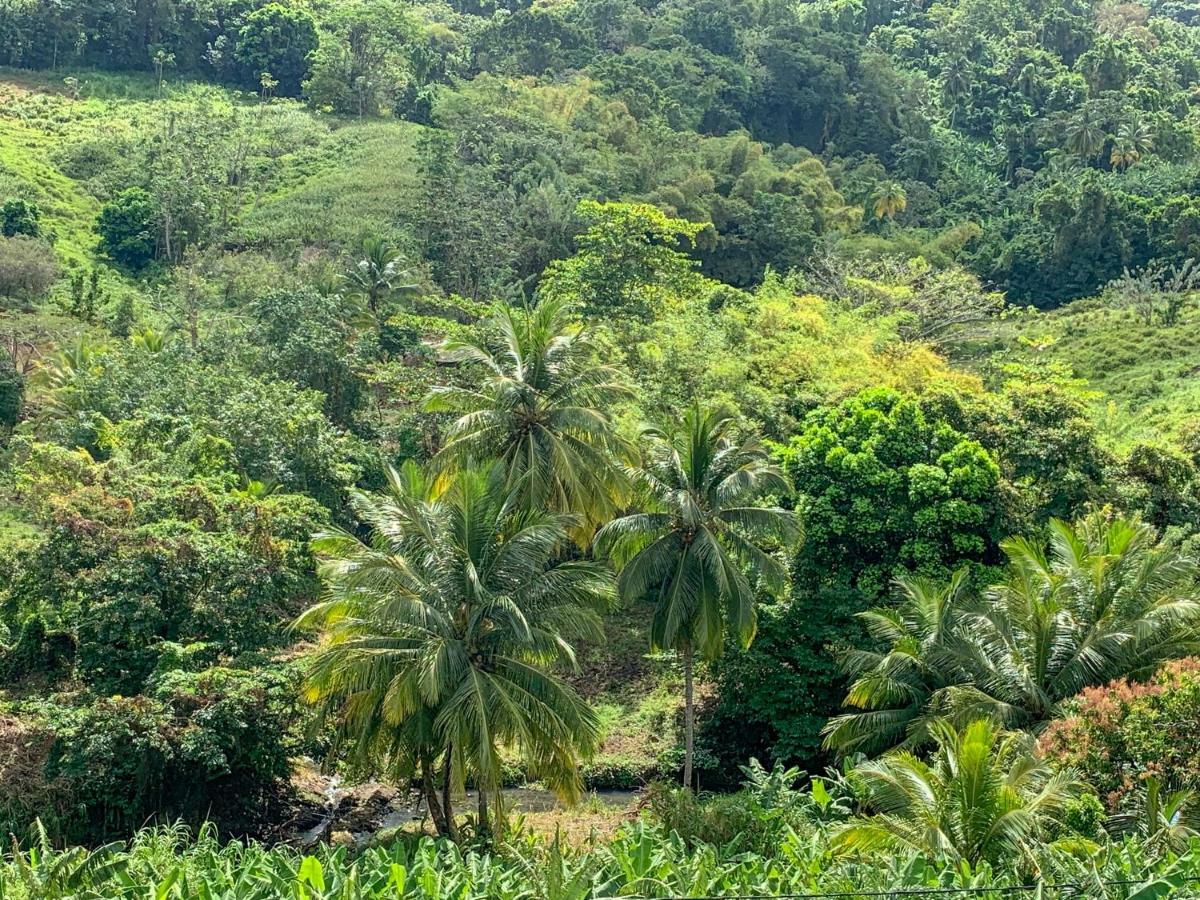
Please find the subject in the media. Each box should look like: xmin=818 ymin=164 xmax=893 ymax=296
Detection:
xmin=476 ymin=786 xmax=490 ymax=840
xmin=421 ymin=754 xmax=447 ymax=837
xmin=683 ymin=643 xmax=695 ymax=790
xmin=441 ymin=744 xmax=457 ymax=841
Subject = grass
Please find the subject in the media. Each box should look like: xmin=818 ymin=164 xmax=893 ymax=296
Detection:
xmin=236 ymin=118 xmax=425 ymax=255
xmin=975 ymin=297 xmax=1200 ymax=448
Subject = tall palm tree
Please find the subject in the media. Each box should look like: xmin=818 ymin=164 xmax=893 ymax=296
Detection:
xmin=297 ymin=462 xmax=612 ymax=839
xmin=872 ymin=182 xmax=907 ymax=221
xmin=426 ymin=297 xmax=633 ymax=542
xmin=940 ymin=58 xmax=970 ymax=127
xmin=835 ymin=718 xmax=1079 ymax=867
xmin=826 ymin=514 xmax=1200 ymax=757
xmin=596 ymin=405 xmax=799 ymax=788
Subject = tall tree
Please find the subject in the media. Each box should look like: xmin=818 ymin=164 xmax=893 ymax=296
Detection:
xmin=298 ymin=462 xmax=611 ymax=838
xmin=426 ymin=297 xmax=632 ymax=542
xmin=597 ymin=405 xmax=799 ymax=788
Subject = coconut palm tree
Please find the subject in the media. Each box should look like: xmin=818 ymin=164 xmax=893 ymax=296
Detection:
xmin=1110 ymin=776 xmax=1200 ymax=853
xmin=1066 ymin=112 xmax=1106 ymax=162
xmin=343 ymin=235 xmax=419 ymax=337
xmin=940 ymin=58 xmax=970 ymax=127
xmin=426 ymin=297 xmax=633 ymax=543
xmin=822 ymin=571 xmax=974 ymax=756
xmin=872 ymin=182 xmax=907 ymax=221
xmin=297 ymin=462 xmax=612 ymax=839
xmin=596 ymin=405 xmax=799 ymax=788
xmin=835 ymin=718 xmax=1079 ymax=867
xmin=1110 ymin=121 xmax=1154 ymax=170
xmin=825 ymin=513 xmax=1200 ymax=757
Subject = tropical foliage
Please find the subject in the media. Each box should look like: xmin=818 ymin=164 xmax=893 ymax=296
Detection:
xmin=298 ymin=462 xmax=612 ymax=837
xmin=826 ymin=515 xmax=1200 ymax=755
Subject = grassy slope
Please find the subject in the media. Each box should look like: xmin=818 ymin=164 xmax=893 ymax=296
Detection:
xmin=974 ymin=298 xmax=1200 ymax=448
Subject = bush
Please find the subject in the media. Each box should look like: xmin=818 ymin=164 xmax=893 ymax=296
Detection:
xmin=0 ymin=197 xmax=40 ymax=237
xmin=32 ymin=664 xmax=302 ymax=843
xmin=97 ymin=188 xmax=157 ymax=270
xmin=0 ymin=235 xmax=60 ymax=305
xmin=644 ymin=759 xmax=819 ymax=855
xmin=1039 ymin=659 xmax=1200 ymax=812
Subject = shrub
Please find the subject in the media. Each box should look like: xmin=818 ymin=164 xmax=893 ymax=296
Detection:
xmin=1039 ymin=659 xmax=1200 ymax=813
xmin=31 ymin=663 xmax=302 ymax=843
xmin=97 ymin=188 xmax=157 ymax=270
xmin=0 ymin=197 xmax=40 ymax=237
xmin=0 ymin=235 xmax=60 ymax=305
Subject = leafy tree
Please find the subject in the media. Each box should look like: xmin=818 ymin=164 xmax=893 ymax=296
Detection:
xmin=299 ymin=463 xmax=611 ymax=838
xmin=234 ymin=4 xmax=318 ymax=97
xmin=251 ymin=287 xmax=365 ymax=426
xmin=597 ymin=405 xmax=799 ymax=788
xmin=303 ymin=0 xmax=415 ymax=116
xmin=827 ymin=514 xmax=1200 ymax=756
xmin=836 ymin=719 xmax=1079 ymax=867
xmin=539 ymin=201 xmax=704 ymax=321
xmin=427 ymin=298 xmax=632 ymax=541
xmin=96 ymin=188 xmax=157 ymax=270
xmin=708 ymin=388 xmax=1003 ymax=768
xmin=0 ymin=198 xmax=40 ymax=238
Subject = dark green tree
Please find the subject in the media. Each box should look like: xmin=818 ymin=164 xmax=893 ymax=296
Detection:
xmin=234 ymin=3 xmax=318 ymax=96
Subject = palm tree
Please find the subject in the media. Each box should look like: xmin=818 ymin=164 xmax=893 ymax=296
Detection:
xmin=1110 ymin=776 xmax=1200 ymax=853
xmin=822 ymin=572 xmax=973 ymax=756
xmin=343 ymin=235 xmax=419 ymax=336
xmin=297 ymin=462 xmax=612 ymax=839
xmin=826 ymin=513 xmax=1200 ymax=757
xmin=1066 ymin=112 xmax=1106 ymax=162
xmin=835 ymin=718 xmax=1079 ymax=867
xmin=596 ymin=405 xmax=799 ymax=788
xmin=872 ymin=182 xmax=907 ymax=221
xmin=940 ymin=58 xmax=970 ymax=127
xmin=426 ymin=297 xmax=633 ymax=542
xmin=1110 ymin=121 xmax=1154 ymax=170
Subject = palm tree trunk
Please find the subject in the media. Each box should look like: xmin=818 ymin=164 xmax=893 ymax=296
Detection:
xmin=682 ymin=643 xmax=695 ymax=790
xmin=421 ymin=753 xmax=447 ymax=837
xmin=477 ymin=786 xmax=491 ymax=840
xmin=441 ymin=744 xmax=457 ymax=842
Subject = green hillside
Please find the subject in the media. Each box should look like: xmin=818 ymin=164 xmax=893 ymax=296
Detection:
xmin=4 ymin=0 xmax=1200 ymax=892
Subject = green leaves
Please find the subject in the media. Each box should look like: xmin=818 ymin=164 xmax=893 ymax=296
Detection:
xmin=827 ymin=512 xmax=1200 ymax=757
